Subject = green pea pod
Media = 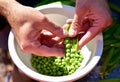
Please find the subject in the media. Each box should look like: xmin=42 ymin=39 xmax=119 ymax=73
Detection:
xmin=65 ymin=24 xmax=71 ymax=31
xmin=105 ymin=49 xmax=120 ymax=73
xmin=112 ymin=24 xmax=120 ymax=44
xmin=109 ymin=2 xmax=120 ymax=13
xmin=103 ymin=34 xmax=110 ymax=40
xmin=101 ymin=47 xmax=120 ymax=78
xmin=109 ymin=49 xmax=120 ymax=63
xmin=102 ymin=46 xmax=111 ymax=60
xmin=64 ymin=24 xmax=71 ymax=55
xmin=103 ymin=19 xmax=119 ymax=40
xmin=65 ymin=24 xmax=78 ymax=49
xmin=104 ymin=39 xmax=119 ymax=46
xmin=110 ymin=42 xmax=120 ymax=48
xmin=114 ymin=34 xmax=120 ymax=40
xmin=34 ymin=0 xmax=49 ymax=7
xmin=64 ymin=24 xmax=79 ymax=55
xmin=103 ymin=19 xmax=118 ymax=35
xmin=71 ymin=37 xmax=78 ymax=51
xmin=100 ymin=47 xmax=115 ymax=78
xmin=31 ymin=24 xmax=83 ymax=76
xmin=115 ymin=25 xmax=120 ymax=33
xmin=103 ymin=46 xmax=110 ymax=52
xmin=98 ymin=78 xmax=120 ymax=82
xmin=61 ymin=1 xmax=75 ymax=6
xmin=106 ymin=63 xmax=119 ymax=74
xmin=101 ymin=18 xmax=120 ymax=78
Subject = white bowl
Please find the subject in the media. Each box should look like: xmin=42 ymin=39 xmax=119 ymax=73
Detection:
xmin=8 ymin=4 xmax=103 ymax=82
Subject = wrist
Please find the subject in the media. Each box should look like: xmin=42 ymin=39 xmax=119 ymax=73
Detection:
xmin=0 ymin=0 xmax=19 ymax=18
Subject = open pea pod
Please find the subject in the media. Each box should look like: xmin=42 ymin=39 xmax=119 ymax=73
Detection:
xmin=64 ymin=24 xmax=79 ymax=55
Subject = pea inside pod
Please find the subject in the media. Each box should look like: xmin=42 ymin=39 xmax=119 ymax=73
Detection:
xmin=31 ymin=24 xmax=83 ymax=76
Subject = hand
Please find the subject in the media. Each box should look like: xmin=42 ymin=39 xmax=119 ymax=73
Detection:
xmin=68 ymin=0 xmax=112 ymax=49
xmin=5 ymin=2 xmax=66 ymax=56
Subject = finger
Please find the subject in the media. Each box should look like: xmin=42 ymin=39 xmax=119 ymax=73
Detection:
xmin=77 ymin=11 xmax=111 ymax=49
xmin=69 ymin=0 xmax=89 ymax=37
xmin=30 ymin=44 xmax=64 ymax=57
xmin=78 ymin=26 xmax=103 ymax=49
xmin=68 ymin=14 xmax=81 ymax=37
xmin=21 ymin=40 xmax=64 ymax=56
xmin=41 ymin=18 xmax=67 ymax=38
xmin=69 ymin=13 xmax=88 ymax=37
xmin=41 ymin=36 xmax=63 ymax=47
xmin=36 ymin=46 xmax=64 ymax=57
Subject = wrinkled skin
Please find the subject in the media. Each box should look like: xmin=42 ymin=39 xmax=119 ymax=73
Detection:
xmin=6 ymin=3 xmax=67 ymax=56
xmin=68 ymin=0 xmax=112 ymax=49
xmin=2 ymin=0 xmax=112 ymax=56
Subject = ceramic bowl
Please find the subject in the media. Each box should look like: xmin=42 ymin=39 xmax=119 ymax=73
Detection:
xmin=8 ymin=4 xmax=103 ymax=82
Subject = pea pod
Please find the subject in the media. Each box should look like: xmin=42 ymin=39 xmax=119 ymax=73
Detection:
xmin=98 ymin=78 xmax=120 ymax=82
xmin=31 ymin=24 xmax=83 ymax=76
xmin=103 ymin=18 xmax=118 ymax=35
xmin=101 ymin=18 xmax=120 ymax=78
xmin=34 ymin=0 xmax=50 ymax=7
xmin=35 ymin=0 xmax=75 ymax=7
xmin=110 ymin=42 xmax=120 ymax=48
xmin=113 ymin=25 xmax=120 ymax=40
xmin=104 ymin=39 xmax=119 ymax=46
xmin=109 ymin=49 xmax=120 ymax=64
xmin=106 ymin=63 xmax=119 ymax=74
xmin=64 ymin=24 xmax=79 ymax=55
xmin=105 ymin=49 xmax=120 ymax=74
xmin=102 ymin=46 xmax=111 ymax=59
xmin=100 ymin=47 xmax=115 ymax=78
xmin=109 ymin=2 xmax=120 ymax=13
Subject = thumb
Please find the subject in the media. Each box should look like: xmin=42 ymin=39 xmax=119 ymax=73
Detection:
xmin=69 ymin=11 xmax=87 ymax=37
xmin=69 ymin=0 xmax=89 ymax=37
xmin=68 ymin=14 xmax=81 ymax=37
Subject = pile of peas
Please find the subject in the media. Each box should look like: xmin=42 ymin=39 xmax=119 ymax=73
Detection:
xmin=31 ymin=25 xmax=84 ymax=76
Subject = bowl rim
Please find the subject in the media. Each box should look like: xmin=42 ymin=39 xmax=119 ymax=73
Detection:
xmin=8 ymin=4 xmax=103 ymax=82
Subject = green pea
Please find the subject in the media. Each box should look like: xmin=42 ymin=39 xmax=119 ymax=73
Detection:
xmin=71 ymin=48 xmax=76 ymax=53
xmin=31 ymin=24 xmax=84 ymax=76
xmin=66 ymin=43 xmax=71 ymax=48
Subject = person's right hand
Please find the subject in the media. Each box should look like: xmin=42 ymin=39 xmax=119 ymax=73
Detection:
xmin=68 ymin=0 xmax=112 ymax=49
xmin=1 ymin=1 xmax=67 ymax=56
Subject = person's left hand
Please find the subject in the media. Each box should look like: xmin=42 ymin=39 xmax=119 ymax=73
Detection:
xmin=5 ymin=2 xmax=66 ymax=56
